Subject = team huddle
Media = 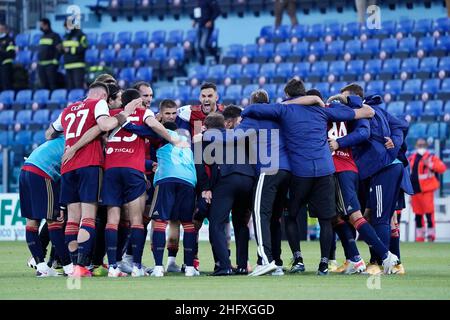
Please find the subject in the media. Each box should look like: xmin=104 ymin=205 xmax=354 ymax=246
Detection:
xmin=19 ymin=73 xmax=412 ymax=278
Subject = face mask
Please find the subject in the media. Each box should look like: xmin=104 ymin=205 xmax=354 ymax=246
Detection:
xmin=416 ymin=148 xmax=426 ymax=156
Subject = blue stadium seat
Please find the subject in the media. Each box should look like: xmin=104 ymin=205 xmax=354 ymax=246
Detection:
xmin=384 ymin=79 xmax=403 ymax=96
xmin=405 ymin=101 xmax=424 ymax=118
xmin=396 ymin=37 xmax=417 ymax=57
xmin=275 ymin=42 xmax=292 ymax=59
xmin=314 ymin=82 xmax=330 ymax=97
xmin=293 ymin=62 xmax=310 ymax=79
xmin=33 ymin=89 xmax=50 ymax=106
xmin=309 ymin=61 xmax=328 ymax=81
xmin=117 ymin=31 xmax=132 ymax=47
xmin=417 ymin=37 xmax=435 ymax=55
xmin=379 ymin=38 xmax=397 ymax=56
xmin=306 ymin=24 xmax=325 ymax=40
xmin=426 ymin=123 xmax=440 ymax=139
xmin=184 ymin=29 xmax=197 ymax=44
xmin=275 ymin=62 xmax=294 ymax=82
xmin=341 ymin=22 xmax=361 ymax=40
xmin=358 ymin=38 xmax=380 ymax=59
xmin=255 ymin=43 xmax=275 ymax=63
xmin=387 ymin=101 xmax=405 ymax=117
xmin=444 ymin=101 xmax=450 ymax=114
xmin=408 ymin=123 xmax=427 ymax=140
xmin=13 ymin=90 xmax=32 ymax=107
xmin=99 ymin=32 xmax=115 ymax=48
xmin=0 ymin=110 xmax=15 ymax=127
xmin=325 ymin=40 xmax=344 ymax=60
xmin=401 ymin=57 xmax=419 ymax=74
xmin=225 ymin=64 xmax=243 ymax=80
xmin=422 ymin=79 xmax=441 ymax=96
xmin=436 ymin=35 xmax=450 ymax=55
xmin=243 ymin=44 xmax=258 ymax=60
xmin=0 ymin=90 xmax=15 ymax=106
xmin=380 ymin=58 xmax=401 ymax=79
xmin=167 ymin=30 xmax=184 ymax=47
xmin=439 ymin=56 xmax=450 ymax=71
xmin=309 ymin=41 xmax=326 ymax=58
xmin=344 ymin=39 xmax=362 ymax=56
xmin=188 ymin=65 xmax=208 ymax=82
xmin=413 ymin=19 xmax=433 ymax=36
xmin=345 ymin=60 xmax=364 ymax=80
xmin=168 ymin=46 xmax=185 ymax=63
xmin=264 ymin=84 xmax=278 ymax=99
xmin=100 ymin=48 xmax=116 ymax=65
xmin=435 ymin=17 xmax=450 ymax=34
xmin=325 ymin=22 xmax=341 ymax=38
xmin=291 ymin=25 xmax=307 ymax=39
xmin=116 ymin=48 xmax=134 ymax=66
xmin=32 ymin=109 xmax=50 ymax=125
xmin=241 ymin=63 xmax=260 ymax=82
xmin=15 ymin=110 xmax=32 ymax=125
xmin=380 ymin=20 xmax=396 ymax=37
xmin=14 ymin=131 xmax=32 ymax=146
xmin=206 ymin=64 xmax=227 ymax=82
xmin=329 ymin=82 xmax=346 ymax=96
xmin=150 ymin=30 xmax=166 ymax=46
xmin=0 ymin=131 xmax=14 ymax=146
xmin=290 ymin=42 xmax=309 ymax=62
xmin=15 ymin=50 xmax=32 ymax=66
xmin=364 ymin=59 xmax=382 ymax=75
xmin=86 ymin=32 xmax=98 ymax=47
xmin=135 ymin=47 xmax=151 ymax=63
xmin=216 ymin=84 xmax=226 ymax=98
xmin=396 ymin=19 xmax=415 ymax=35
xmin=157 ymin=86 xmax=176 ymax=100
xmin=30 ymin=33 xmax=42 ymax=48
xmin=15 ymin=33 xmax=30 ymax=48
xmin=439 ymin=78 xmax=450 ymax=99
xmin=423 ymin=100 xmax=444 ymax=118
xmin=133 ymin=31 xmax=149 ymax=47
xmin=149 ymin=47 xmax=168 ymax=69
xmin=366 ymin=80 xmax=385 ymax=95
xmin=328 ymin=61 xmax=346 ymax=78
xmin=260 ymin=63 xmax=277 ymax=79
xmin=135 ymin=66 xmax=153 ymax=82
xmin=224 ymin=85 xmax=243 ymax=104
xmin=118 ymin=67 xmax=135 ymax=84
xmin=48 ymin=89 xmax=68 ymax=108
xmin=222 ymin=44 xmax=243 ymax=64
xmin=86 ymin=48 xmax=99 ymax=65
xmin=243 ymin=84 xmax=259 ymax=98
xmin=32 ymin=130 xmax=46 ymax=145
xmin=419 ymin=57 xmax=439 ymax=77
xmin=68 ymin=89 xmax=85 ymax=102
xmin=260 ymin=25 xmax=274 ymax=41
xmin=401 ymin=79 xmax=422 ymax=100
xmin=273 ymin=25 xmax=291 ymax=43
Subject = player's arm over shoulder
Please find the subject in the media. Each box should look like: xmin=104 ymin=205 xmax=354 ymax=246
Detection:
xmin=46 ymin=112 xmax=63 ymax=140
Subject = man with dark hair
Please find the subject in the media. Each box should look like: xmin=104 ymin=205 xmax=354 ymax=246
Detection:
xmin=222 ymin=105 xmax=242 ymax=129
xmin=340 ymin=83 xmax=364 ymax=99
xmin=95 ymin=73 xmax=117 ymax=85
xmin=62 ymin=19 xmax=88 ymax=89
xmin=306 ymin=89 xmax=324 ymax=101
xmin=192 ymin=0 xmax=221 ymax=64
xmin=284 ymin=78 xmax=306 ymax=98
xmin=0 ymin=23 xmax=15 ymax=90
xmin=37 ymin=18 xmax=62 ymax=90
xmin=242 ymin=89 xmax=375 ymax=275
xmin=250 ymin=89 xmax=270 ymax=104
xmin=133 ymin=81 xmax=154 ymax=109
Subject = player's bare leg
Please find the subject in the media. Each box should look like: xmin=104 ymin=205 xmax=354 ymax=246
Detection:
xmin=167 ymin=221 xmax=181 ymax=272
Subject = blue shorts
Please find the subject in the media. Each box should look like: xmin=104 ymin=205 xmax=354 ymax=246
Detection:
xmin=149 ymin=179 xmax=195 ymax=222
xmin=60 ymin=166 xmax=102 ymax=205
xmin=101 ymin=168 xmax=147 ymax=207
xmin=335 ymin=171 xmax=361 ymax=216
xmin=19 ymin=170 xmax=60 ymax=221
xmin=367 ymin=163 xmax=403 ymax=225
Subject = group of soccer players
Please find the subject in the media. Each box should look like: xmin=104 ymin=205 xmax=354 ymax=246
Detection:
xmin=20 ymin=71 xmax=411 ymax=278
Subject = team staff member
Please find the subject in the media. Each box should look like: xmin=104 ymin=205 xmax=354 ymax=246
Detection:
xmin=242 ymin=78 xmax=375 ymax=275
xmin=0 ymin=23 xmax=15 ymax=90
xmin=409 ymin=138 xmax=447 ymax=242
xmin=62 ymin=19 xmax=88 ymax=89
xmin=37 ymin=18 xmax=62 ymax=90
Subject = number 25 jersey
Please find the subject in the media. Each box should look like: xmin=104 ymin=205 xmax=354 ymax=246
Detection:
xmin=53 ymin=98 xmax=110 ymax=174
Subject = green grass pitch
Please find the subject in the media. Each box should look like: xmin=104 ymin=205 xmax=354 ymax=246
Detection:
xmin=0 ymin=241 xmax=449 ymax=300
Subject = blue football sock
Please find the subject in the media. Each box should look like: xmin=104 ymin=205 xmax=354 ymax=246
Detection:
xmin=116 ymin=221 xmax=130 ymax=261
xmin=182 ymin=223 xmax=196 ymax=266
xmin=335 ymin=221 xmax=361 ymax=262
xmin=65 ymin=221 xmax=79 ymax=264
xmin=105 ymin=224 xmax=118 ymax=268
xmin=26 ymin=225 xmax=45 ymax=264
xmin=77 ymin=218 xmax=96 ymax=267
xmin=354 ymin=217 xmax=389 ymax=261
xmin=152 ymin=220 xmax=167 ymax=266
xmin=48 ymin=222 xmax=71 ymax=266
xmin=131 ymin=225 xmax=146 ymax=268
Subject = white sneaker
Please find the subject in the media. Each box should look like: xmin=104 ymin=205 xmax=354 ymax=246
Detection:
xmin=108 ymin=266 xmax=128 ymax=277
xmin=271 ymin=266 xmax=285 ymax=276
xmin=27 ymin=257 xmax=37 ymax=269
xmin=145 ymin=266 xmax=154 ymax=274
xmin=185 ymin=266 xmax=200 ymax=277
xmin=131 ymin=266 xmax=148 ymax=277
xmin=150 ymin=265 xmax=165 ymax=277
xmin=63 ymin=263 xmax=74 ymax=276
xmin=167 ymin=262 xmax=182 ymax=273
xmin=382 ymin=252 xmax=399 ymax=275
xmin=343 ymin=259 xmax=367 ymax=275
xmin=36 ymin=262 xmax=59 ymax=277
xmin=249 ymin=261 xmax=277 ymax=277
xmin=117 ymin=260 xmax=133 ymax=274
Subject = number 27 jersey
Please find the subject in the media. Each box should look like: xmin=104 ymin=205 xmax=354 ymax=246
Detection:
xmin=53 ymin=98 xmax=110 ymax=174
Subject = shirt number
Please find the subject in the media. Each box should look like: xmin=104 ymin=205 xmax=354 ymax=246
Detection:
xmin=65 ymin=109 xmax=89 ymax=139
xmin=108 ymin=116 xmax=138 ymax=143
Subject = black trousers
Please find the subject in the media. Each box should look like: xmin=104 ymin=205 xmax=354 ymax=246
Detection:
xmin=38 ymin=64 xmax=58 ymax=90
xmin=65 ymin=67 xmax=85 ymax=89
xmin=209 ymin=173 xmax=254 ymax=271
xmin=253 ymin=170 xmax=290 ymax=266
xmin=0 ymin=63 xmax=13 ymax=91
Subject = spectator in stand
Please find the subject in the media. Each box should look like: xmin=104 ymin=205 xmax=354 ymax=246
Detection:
xmin=274 ymin=0 xmax=298 ymax=28
xmin=62 ymin=19 xmax=88 ymax=89
xmin=0 ymin=23 xmax=16 ymax=91
xmin=37 ymin=18 xmax=62 ymax=90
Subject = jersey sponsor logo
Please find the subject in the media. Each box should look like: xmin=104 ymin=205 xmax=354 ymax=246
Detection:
xmin=106 ymin=147 xmax=114 ymax=155
xmin=336 ymin=150 xmax=351 ymax=158
xmin=113 ymin=148 xmax=135 ymax=154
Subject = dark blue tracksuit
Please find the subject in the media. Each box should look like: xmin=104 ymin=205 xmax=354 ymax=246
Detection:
xmin=193 ymin=0 xmax=221 ymax=64
xmin=201 ymin=128 xmax=255 ymax=272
